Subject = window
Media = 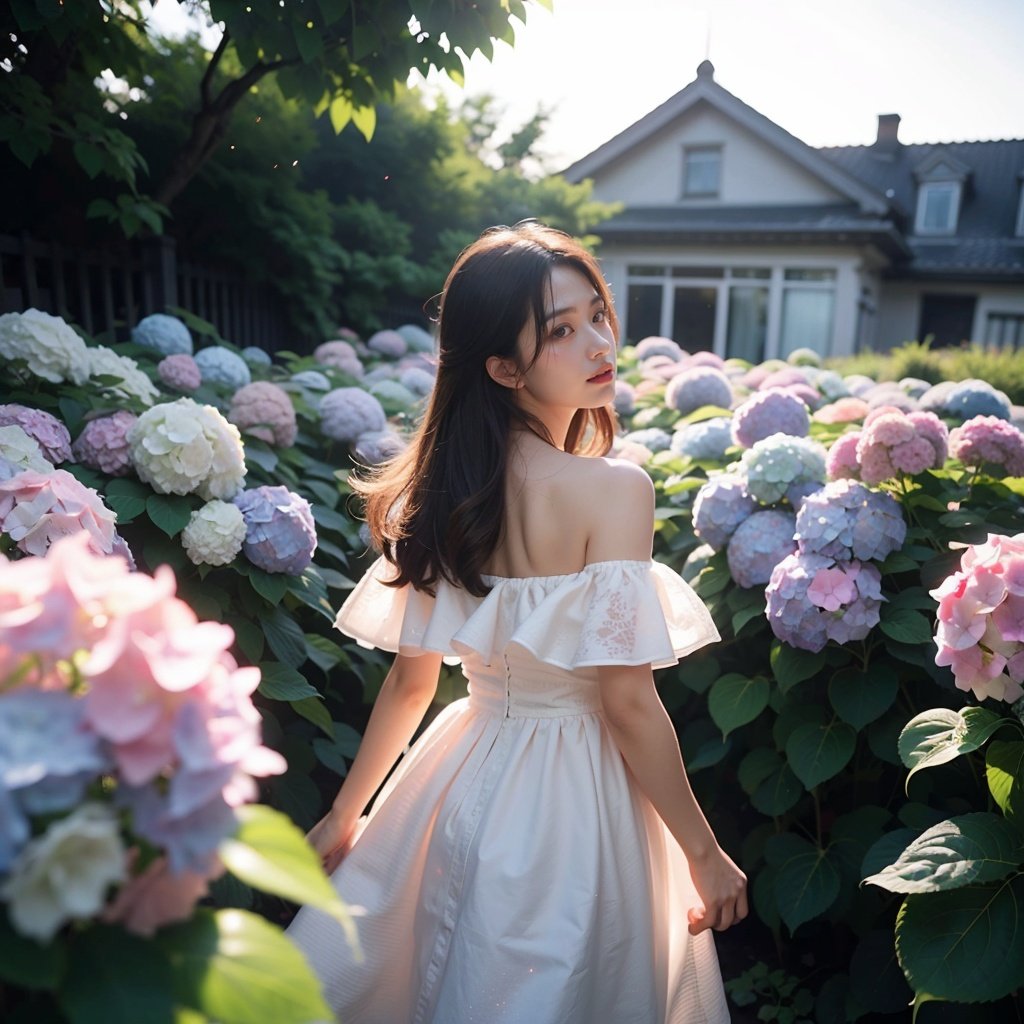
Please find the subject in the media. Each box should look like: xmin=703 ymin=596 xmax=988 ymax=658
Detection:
xmin=670 ymin=287 xmax=717 ymax=352
xmin=915 ymin=182 xmax=961 ymax=235
xmin=985 ymin=313 xmax=1024 ymax=350
xmin=918 ymin=294 xmax=976 ymax=347
xmin=779 ymin=290 xmax=834 ymax=358
xmin=683 ymin=146 xmax=721 ymax=197
xmin=625 ymin=284 xmax=663 ymax=342
xmin=1016 ymin=184 xmax=1024 ymax=237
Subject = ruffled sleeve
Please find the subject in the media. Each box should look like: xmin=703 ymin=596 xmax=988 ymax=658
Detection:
xmin=481 ymin=560 xmax=721 ymax=670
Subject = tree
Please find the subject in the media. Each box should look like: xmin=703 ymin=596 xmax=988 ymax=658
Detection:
xmin=0 ymin=0 xmax=553 ymax=234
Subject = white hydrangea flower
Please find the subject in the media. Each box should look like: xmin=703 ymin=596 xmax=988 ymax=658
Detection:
xmin=194 ymin=346 xmax=251 ymax=389
xmin=0 ymin=309 xmax=90 ymax=384
xmin=0 ymin=803 xmax=126 ymax=942
xmin=129 ymin=398 xmax=246 ymax=500
xmin=0 ymin=424 xmax=53 ymax=480
xmin=181 ymin=499 xmax=247 ymax=566
xmin=87 ymin=345 xmax=159 ymax=406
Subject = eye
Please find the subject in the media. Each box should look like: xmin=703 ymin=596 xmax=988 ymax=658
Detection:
xmin=593 ymin=308 xmax=607 ymax=323
xmin=550 ymin=323 xmax=573 ymax=340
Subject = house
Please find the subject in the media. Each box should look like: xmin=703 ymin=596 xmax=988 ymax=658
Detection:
xmin=563 ymin=61 xmax=1024 ymax=359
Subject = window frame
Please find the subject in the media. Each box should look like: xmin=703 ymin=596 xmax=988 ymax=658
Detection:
xmin=681 ymin=145 xmax=722 ymax=199
xmin=914 ymin=180 xmax=962 ymax=235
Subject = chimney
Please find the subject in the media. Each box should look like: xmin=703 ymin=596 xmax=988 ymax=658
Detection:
xmin=874 ymin=113 xmax=901 ymax=151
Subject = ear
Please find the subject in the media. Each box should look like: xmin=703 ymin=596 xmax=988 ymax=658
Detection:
xmin=485 ymin=354 xmax=523 ymax=390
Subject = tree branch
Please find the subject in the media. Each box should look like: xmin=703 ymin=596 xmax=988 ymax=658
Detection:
xmin=200 ymin=28 xmax=231 ymax=107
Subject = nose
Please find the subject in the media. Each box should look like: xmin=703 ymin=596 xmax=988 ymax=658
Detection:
xmin=587 ymin=323 xmax=613 ymax=358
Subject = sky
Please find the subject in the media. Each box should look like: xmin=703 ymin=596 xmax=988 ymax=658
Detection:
xmin=149 ymin=0 xmax=1024 ymax=169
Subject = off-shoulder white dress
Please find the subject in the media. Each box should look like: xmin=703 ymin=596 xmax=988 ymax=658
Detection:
xmin=287 ymin=558 xmax=731 ymax=1024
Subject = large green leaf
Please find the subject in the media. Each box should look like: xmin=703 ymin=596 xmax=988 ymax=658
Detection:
xmin=248 ymin=568 xmax=288 ymax=606
xmin=263 ymin=607 xmax=308 ymax=668
xmin=898 ymin=706 xmax=1006 ymax=791
xmin=219 ymin=806 xmax=358 ymax=946
xmin=861 ymin=827 xmax=921 ymax=880
xmin=879 ymin=606 xmax=934 ymax=645
xmin=770 ymin=643 xmax=826 ymax=693
xmin=895 ymin=875 xmax=1024 ymax=1003
xmin=828 ymin=664 xmax=898 ymax=729
xmin=257 ymin=662 xmax=319 ymax=702
xmin=751 ymin=762 xmax=803 ymax=816
xmin=785 ymin=719 xmax=856 ymax=790
xmin=59 ymin=925 xmax=175 ymax=1024
xmin=986 ymin=740 xmax=1024 ymax=820
xmin=767 ymin=834 xmax=841 ymax=934
xmin=737 ymin=747 xmax=781 ymax=796
xmin=146 ymin=494 xmax=195 ymax=538
xmin=159 ymin=909 xmax=332 ymax=1024
xmin=849 ymin=929 xmax=914 ymax=1015
xmin=0 ymin=910 xmax=65 ymax=990
xmin=863 ymin=813 xmax=1024 ymax=893
xmin=708 ymin=673 xmax=769 ymax=739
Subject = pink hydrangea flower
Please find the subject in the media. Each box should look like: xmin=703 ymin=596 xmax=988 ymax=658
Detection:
xmin=71 ymin=411 xmax=137 ymax=476
xmin=855 ymin=407 xmax=947 ymax=484
xmin=806 ymin=566 xmax=858 ymax=611
xmin=228 ymin=381 xmax=297 ymax=448
xmin=815 ymin=397 xmax=869 ymax=424
xmin=907 ymin=410 xmax=949 ymax=465
xmin=950 ymin=415 xmax=1024 ymax=476
xmin=0 ymin=469 xmax=117 ymax=557
xmin=157 ymin=353 xmax=202 ymax=392
xmin=826 ymin=431 xmax=862 ymax=480
xmin=0 ymin=404 xmax=72 ymax=464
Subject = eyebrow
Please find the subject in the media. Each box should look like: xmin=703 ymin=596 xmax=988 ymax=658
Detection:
xmin=543 ymin=293 xmax=604 ymax=324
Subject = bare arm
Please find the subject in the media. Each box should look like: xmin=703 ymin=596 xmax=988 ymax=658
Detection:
xmin=307 ymin=651 xmax=441 ymax=869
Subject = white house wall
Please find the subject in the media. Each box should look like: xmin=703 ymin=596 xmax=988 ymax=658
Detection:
xmin=876 ymin=281 xmax=1024 ymax=348
xmin=597 ymin=244 xmax=871 ymax=357
xmin=589 ymin=104 xmax=847 ymax=207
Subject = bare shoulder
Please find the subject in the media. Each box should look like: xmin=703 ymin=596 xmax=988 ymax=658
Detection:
xmin=570 ymin=456 xmax=655 ymax=562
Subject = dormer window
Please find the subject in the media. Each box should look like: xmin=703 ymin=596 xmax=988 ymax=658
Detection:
xmin=683 ymin=145 xmax=721 ymax=198
xmin=913 ymin=151 xmax=970 ymax=236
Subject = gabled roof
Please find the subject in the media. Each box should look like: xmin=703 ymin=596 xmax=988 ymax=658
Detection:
xmin=563 ymin=61 xmax=889 ymax=215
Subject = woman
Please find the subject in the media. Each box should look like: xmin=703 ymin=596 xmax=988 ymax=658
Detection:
xmin=288 ymin=221 xmax=746 ymax=1023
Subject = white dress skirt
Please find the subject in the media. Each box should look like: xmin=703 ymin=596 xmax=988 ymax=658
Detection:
xmin=286 ymin=557 xmax=732 ymax=1024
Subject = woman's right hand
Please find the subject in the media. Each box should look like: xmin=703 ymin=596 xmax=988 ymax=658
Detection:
xmin=685 ymin=843 xmax=748 ymax=936
xmin=306 ymin=808 xmax=361 ymax=874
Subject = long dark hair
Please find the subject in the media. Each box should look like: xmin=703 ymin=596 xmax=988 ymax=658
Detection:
xmin=353 ymin=221 xmax=618 ymax=596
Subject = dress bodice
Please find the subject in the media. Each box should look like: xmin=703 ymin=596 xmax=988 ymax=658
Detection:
xmin=334 ymin=558 xmax=720 ymax=718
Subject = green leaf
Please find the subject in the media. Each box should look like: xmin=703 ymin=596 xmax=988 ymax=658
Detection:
xmin=305 ymin=633 xmax=347 ymax=673
xmin=312 ymin=722 xmax=362 ymax=775
xmin=769 ymin=834 xmax=841 ymax=934
xmin=0 ymin=909 xmax=65 ymax=989
xmin=898 ymin=706 xmax=1007 ymax=790
xmin=248 ymin=568 xmax=289 ymax=606
xmin=351 ymin=103 xmax=377 ymax=141
xmin=708 ymin=674 xmax=769 ymax=739
xmin=292 ymin=695 xmax=334 ymax=738
xmin=751 ymin=762 xmax=804 ymax=816
xmin=103 ymin=477 xmax=150 ymax=524
xmin=848 ymin=930 xmax=913 ymax=1016
xmin=738 ymin=748 xmax=782 ymax=796
xmin=146 ymin=494 xmax=194 ymax=538
xmin=986 ymin=740 xmax=1024 ymax=819
xmin=879 ymin=607 xmax=934 ymax=645
xmin=159 ymin=909 xmax=333 ymax=1024
xmin=770 ymin=643 xmax=826 ymax=693
xmin=828 ymin=664 xmax=899 ymax=729
xmin=257 ymin=662 xmax=318 ymax=702
xmin=329 ymin=94 xmax=353 ymax=133
xmin=263 ymin=607 xmax=308 ymax=668
xmin=244 ymin=445 xmax=278 ymax=474
xmin=861 ymin=827 xmax=921 ymax=879
xmin=863 ymin=813 xmax=1024 ymax=893
xmin=785 ymin=719 xmax=856 ymax=790
xmin=219 ymin=806 xmax=358 ymax=942
xmin=877 ymin=552 xmax=919 ymax=574
xmin=229 ymin=616 xmax=264 ymax=664
xmin=895 ymin=875 xmax=1024 ymax=1003
xmin=59 ymin=925 xmax=175 ymax=1024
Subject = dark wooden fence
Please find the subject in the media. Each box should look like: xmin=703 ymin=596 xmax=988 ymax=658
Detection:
xmin=0 ymin=233 xmax=294 ymax=352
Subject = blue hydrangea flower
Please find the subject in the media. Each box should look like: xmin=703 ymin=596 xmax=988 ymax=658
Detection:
xmin=740 ymin=432 xmax=827 ymax=505
xmin=399 ymin=367 xmax=436 ymax=399
xmin=944 ymin=379 xmax=1012 ymax=421
xmin=396 ymin=323 xmax=435 ymax=353
xmin=898 ymin=376 xmax=932 ymax=399
xmin=234 ymin=484 xmax=317 ymax=575
xmin=320 ymin=387 xmax=387 ymax=442
xmin=785 ymin=480 xmax=824 ymax=510
xmin=241 ymin=346 xmax=272 ymax=367
xmin=290 ymin=370 xmax=331 ymax=391
xmin=614 ymin=380 xmax=637 ymax=416
xmin=804 ymin=368 xmax=848 ymax=401
xmin=367 ymin=330 xmax=408 ymax=359
xmin=671 ymin=417 xmax=733 ymax=460
xmin=765 ymin=551 xmax=883 ymax=652
xmin=665 ymin=367 xmax=733 ymax=416
xmin=370 ymin=379 xmax=419 ymax=409
xmin=194 ymin=346 xmax=252 ymax=389
xmin=635 ymin=336 xmax=684 ymax=361
xmin=843 ymin=374 xmax=876 ymax=398
xmin=726 ymin=509 xmax=797 ymax=588
xmin=732 ymin=389 xmax=810 ymax=448
xmin=692 ymin=472 xmax=758 ymax=551
xmin=623 ymin=427 xmax=672 ymax=453
xmin=795 ymin=479 xmax=906 ymax=561
xmin=131 ymin=313 xmax=193 ymax=356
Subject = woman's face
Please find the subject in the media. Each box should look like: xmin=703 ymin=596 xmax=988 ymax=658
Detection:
xmin=513 ymin=264 xmax=617 ymax=415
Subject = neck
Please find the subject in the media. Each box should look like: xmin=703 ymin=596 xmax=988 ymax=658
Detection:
xmin=513 ymin=399 xmax=575 ymax=451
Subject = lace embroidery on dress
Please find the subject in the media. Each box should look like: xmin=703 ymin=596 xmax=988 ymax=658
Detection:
xmin=583 ymin=588 xmax=638 ymax=659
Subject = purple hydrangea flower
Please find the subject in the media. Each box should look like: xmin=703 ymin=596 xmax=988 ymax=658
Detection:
xmin=739 ymin=433 xmax=827 ymax=504
xmin=670 ymin=417 xmax=733 ymax=460
xmin=623 ymin=427 xmax=672 ymax=453
xmin=0 ymin=404 xmax=72 ymax=464
xmin=234 ymin=485 xmax=317 ymax=575
xmin=320 ymin=387 xmax=387 ymax=442
xmin=899 ymin=377 xmax=932 ymax=399
xmin=844 ymin=374 xmax=876 ymax=398
xmin=399 ymin=367 xmax=436 ymax=399
xmin=684 ymin=351 xmax=726 ymax=370
xmin=795 ymin=479 xmax=906 ymax=561
xmin=765 ymin=552 xmax=884 ymax=652
xmin=614 ymin=380 xmax=637 ymax=416
xmin=726 ymin=509 xmax=798 ymax=588
xmin=367 ymin=330 xmax=408 ymax=359
xmin=944 ymin=379 xmax=1012 ymax=421
xmin=731 ymin=389 xmax=810 ymax=448
xmin=665 ymin=366 xmax=733 ymax=416
xmin=131 ymin=313 xmax=193 ymax=356
xmin=692 ymin=472 xmax=758 ymax=551
xmin=158 ymin=354 xmax=202 ymax=392
xmin=635 ymin=336 xmax=684 ymax=361
xmin=396 ymin=324 xmax=435 ymax=353
xmin=354 ymin=430 xmax=407 ymax=466
xmin=71 ymin=411 xmax=137 ymax=476
xmin=865 ymin=383 xmax=917 ymax=412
